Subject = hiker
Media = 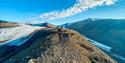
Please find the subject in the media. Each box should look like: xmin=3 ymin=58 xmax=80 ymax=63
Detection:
xmin=57 ymin=26 xmax=63 ymax=43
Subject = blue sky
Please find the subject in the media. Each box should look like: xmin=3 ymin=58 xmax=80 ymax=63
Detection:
xmin=0 ymin=0 xmax=125 ymax=25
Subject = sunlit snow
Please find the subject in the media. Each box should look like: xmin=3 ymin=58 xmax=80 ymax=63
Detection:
xmin=0 ymin=24 xmax=44 ymax=42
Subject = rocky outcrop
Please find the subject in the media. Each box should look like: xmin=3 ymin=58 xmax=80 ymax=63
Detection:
xmin=3 ymin=28 xmax=117 ymax=63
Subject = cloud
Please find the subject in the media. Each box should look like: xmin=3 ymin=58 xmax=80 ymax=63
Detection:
xmin=39 ymin=0 xmax=117 ymax=20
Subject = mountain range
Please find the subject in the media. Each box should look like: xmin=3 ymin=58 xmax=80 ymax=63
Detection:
xmin=1 ymin=18 xmax=125 ymax=63
xmin=61 ymin=18 xmax=125 ymax=63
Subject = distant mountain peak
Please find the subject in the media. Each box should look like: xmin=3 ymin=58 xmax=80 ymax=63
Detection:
xmin=85 ymin=18 xmax=100 ymax=21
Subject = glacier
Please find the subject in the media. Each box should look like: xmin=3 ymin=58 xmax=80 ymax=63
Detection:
xmin=0 ymin=24 xmax=45 ymax=46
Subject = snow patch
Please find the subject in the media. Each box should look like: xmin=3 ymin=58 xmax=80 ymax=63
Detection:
xmin=83 ymin=36 xmax=125 ymax=62
xmin=111 ymin=53 xmax=125 ymax=62
xmin=0 ymin=24 xmax=44 ymax=43
xmin=84 ymin=36 xmax=112 ymax=52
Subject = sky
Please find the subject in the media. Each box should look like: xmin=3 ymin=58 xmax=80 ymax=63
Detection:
xmin=0 ymin=0 xmax=125 ymax=25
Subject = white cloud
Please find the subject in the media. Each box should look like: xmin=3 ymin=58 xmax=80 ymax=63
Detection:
xmin=39 ymin=0 xmax=117 ymax=20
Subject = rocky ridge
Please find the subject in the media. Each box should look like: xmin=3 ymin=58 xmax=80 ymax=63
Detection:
xmin=3 ymin=28 xmax=117 ymax=63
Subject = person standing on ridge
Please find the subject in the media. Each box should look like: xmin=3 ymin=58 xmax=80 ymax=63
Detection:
xmin=57 ymin=26 xmax=63 ymax=43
